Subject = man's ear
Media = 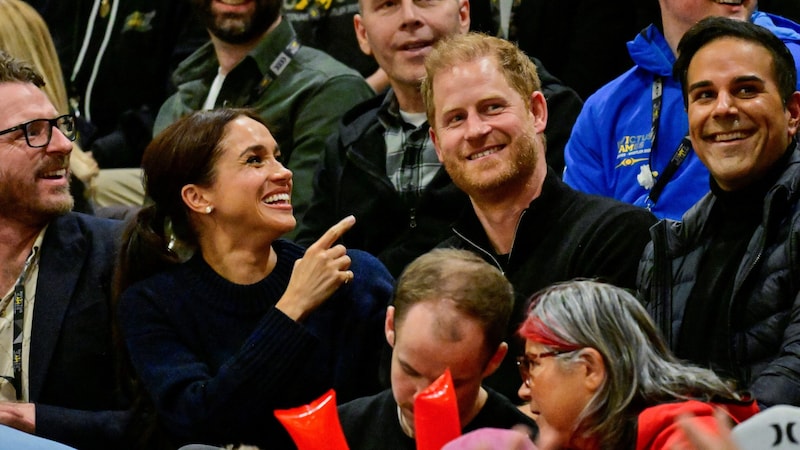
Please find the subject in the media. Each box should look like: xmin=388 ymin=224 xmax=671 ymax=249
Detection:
xmin=457 ymin=0 xmax=470 ymax=34
xmin=577 ymin=347 xmax=605 ymax=394
xmin=786 ymin=91 xmax=800 ymax=138
xmin=353 ymin=14 xmax=373 ymax=56
xmin=181 ymin=184 xmax=213 ymax=214
xmin=482 ymin=342 xmax=508 ymax=379
xmin=385 ymin=306 xmax=396 ymax=347
xmin=529 ymin=91 xmax=548 ymax=134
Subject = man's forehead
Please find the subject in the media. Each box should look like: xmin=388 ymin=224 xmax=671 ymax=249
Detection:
xmin=399 ymin=299 xmax=485 ymax=342
xmin=360 ymin=0 xmax=461 ymax=11
xmin=687 ymin=37 xmax=773 ymax=75
xmin=434 ymin=60 xmax=513 ymax=110
xmin=0 ymin=82 xmax=58 ymax=127
xmin=691 ymin=37 xmax=769 ymax=64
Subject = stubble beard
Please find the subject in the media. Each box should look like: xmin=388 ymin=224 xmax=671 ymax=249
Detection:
xmin=0 ymin=182 xmax=73 ymax=226
xmin=210 ymin=13 xmax=259 ymax=43
xmin=199 ymin=0 xmax=279 ymax=44
xmin=448 ymin=129 xmax=540 ymax=196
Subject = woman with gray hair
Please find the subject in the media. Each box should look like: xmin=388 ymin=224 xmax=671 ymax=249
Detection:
xmin=516 ymin=280 xmax=758 ymax=450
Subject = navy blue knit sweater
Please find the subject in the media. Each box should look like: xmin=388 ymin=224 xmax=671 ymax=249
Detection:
xmin=118 ymin=239 xmax=393 ymax=449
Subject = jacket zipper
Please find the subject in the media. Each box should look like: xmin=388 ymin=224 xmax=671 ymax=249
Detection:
xmin=452 ymin=228 xmax=505 ymax=275
xmin=451 ymin=210 xmax=527 ymax=276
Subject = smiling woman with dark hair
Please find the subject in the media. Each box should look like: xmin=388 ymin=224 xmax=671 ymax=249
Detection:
xmin=114 ymin=108 xmax=393 ymax=449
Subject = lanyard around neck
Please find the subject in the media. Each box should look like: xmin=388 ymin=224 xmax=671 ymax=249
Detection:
xmin=643 ymin=77 xmax=692 ymax=210
xmin=8 ymin=247 xmax=38 ymax=400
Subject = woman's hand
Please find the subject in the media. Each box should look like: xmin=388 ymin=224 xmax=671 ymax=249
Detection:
xmin=276 ymin=215 xmax=356 ymax=321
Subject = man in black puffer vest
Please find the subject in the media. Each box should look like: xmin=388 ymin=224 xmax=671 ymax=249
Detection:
xmin=639 ymin=16 xmax=800 ymax=408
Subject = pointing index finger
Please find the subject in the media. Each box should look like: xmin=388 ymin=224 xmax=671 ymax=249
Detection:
xmin=312 ymin=215 xmax=355 ymax=250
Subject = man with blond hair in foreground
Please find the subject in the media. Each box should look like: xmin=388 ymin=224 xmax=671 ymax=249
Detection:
xmin=337 ymin=248 xmax=536 ymax=449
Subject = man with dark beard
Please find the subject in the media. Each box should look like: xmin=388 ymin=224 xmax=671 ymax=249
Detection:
xmin=154 ymin=0 xmax=374 ymax=238
xmin=0 ymin=51 xmax=130 ymax=449
xmin=421 ymin=33 xmax=657 ymax=402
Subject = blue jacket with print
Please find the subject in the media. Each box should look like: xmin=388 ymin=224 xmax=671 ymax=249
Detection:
xmin=563 ymin=11 xmax=800 ymax=220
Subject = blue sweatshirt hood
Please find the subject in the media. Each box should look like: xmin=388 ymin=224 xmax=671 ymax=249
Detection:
xmin=627 ymin=12 xmax=800 ymax=79
xmin=627 ymin=25 xmax=675 ymax=78
xmin=753 ymin=11 xmax=800 ymax=45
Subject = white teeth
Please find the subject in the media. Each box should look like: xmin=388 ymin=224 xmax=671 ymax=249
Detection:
xmin=468 ymin=147 xmax=501 ymax=160
xmin=263 ymin=193 xmax=290 ymax=204
xmin=713 ymin=131 xmax=747 ymax=142
xmin=41 ymin=169 xmax=66 ymax=178
xmin=715 ymin=0 xmax=743 ymax=4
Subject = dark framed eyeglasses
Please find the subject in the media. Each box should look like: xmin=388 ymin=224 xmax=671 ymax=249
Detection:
xmin=0 ymin=114 xmax=77 ymax=148
xmin=516 ymin=350 xmax=575 ymax=387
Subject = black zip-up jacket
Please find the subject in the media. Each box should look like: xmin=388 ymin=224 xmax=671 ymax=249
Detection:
xmin=638 ymin=141 xmax=800 ymax=408
xmin=442 ymin=169 xmax=656 ymax=400
xmin=296 ymin=57 xmax=582 ymax=277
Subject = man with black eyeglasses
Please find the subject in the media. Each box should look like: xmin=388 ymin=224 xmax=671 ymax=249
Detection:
xmin=0 ymin=115 xmax=76 ymax=147
xmin=0 ymin=51 xmax=131 ymax=449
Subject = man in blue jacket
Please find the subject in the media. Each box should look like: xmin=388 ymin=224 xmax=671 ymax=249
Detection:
xmin=0 ymin=51 xmax=129 ymax=449
xmin=564 ymin=0 xmax=800 ymax=220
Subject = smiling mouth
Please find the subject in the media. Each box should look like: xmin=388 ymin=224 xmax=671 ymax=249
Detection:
xmin=217 ymin=0 xmax=248 ymax=5
xmin=400 ymin=41 xmax=432 ymax=52
xmin=263 ymin=193 xmax=290 ymax=205
xmin=709 ymin=131 xmax=750 ymax=142
xmin=40 ymin=168 xmax=68 ymax=179
xmin=468 ymin=146 xmax=502 ymax=160
xmin=714 ymin=0 xmax=744 ymax=4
